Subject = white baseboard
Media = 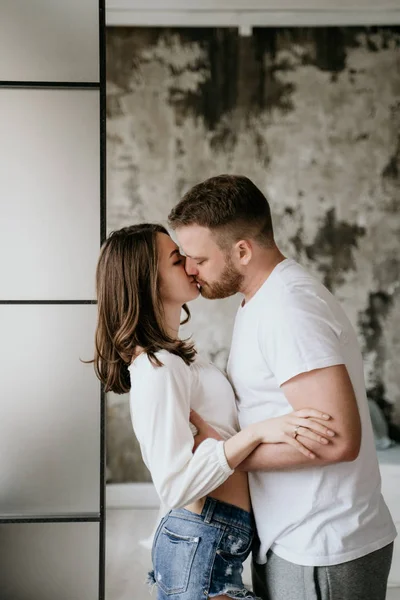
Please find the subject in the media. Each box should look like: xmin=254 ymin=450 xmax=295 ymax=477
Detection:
xmin=106 ymin=483 xmax=159 ymax=509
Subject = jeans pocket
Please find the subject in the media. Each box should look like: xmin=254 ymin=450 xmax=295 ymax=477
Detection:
xmin=154 ymin=526 xmax=200 ymax=595
xmin=217 ymin=527 xmax=254 ymax=563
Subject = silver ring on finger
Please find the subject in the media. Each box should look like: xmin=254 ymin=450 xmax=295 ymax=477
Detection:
xmin=293 ymin=425 xmax=301 ymax=439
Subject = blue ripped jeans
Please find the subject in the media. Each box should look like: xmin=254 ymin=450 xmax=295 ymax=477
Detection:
xmin=148 ymin=497 xmax=260 ymax=599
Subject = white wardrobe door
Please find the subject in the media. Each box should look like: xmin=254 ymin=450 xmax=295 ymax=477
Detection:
xmin=0 ymin=0 xmax=99 ymax=82
xmin=0 ymin=522 xmax=99 ymax=600
xmin=0 ymin=304 xmax=100 ymax=516
xmin=0 ymin=88 xmax=100 ymax=300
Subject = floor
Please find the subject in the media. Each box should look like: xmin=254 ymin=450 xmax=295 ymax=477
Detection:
xmin=106 ymin=508 xmax=400 ymax=600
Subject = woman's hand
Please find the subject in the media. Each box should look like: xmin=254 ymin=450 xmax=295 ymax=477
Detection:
xmin=254 ymin=408 xmax=336 ymax=459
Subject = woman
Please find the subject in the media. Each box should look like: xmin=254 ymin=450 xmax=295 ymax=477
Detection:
xmin=92 ymin=224 xmax=336 ymax=600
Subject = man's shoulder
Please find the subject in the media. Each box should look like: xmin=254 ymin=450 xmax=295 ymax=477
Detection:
xmin=273 ymin=259 xmax=319 ymax=291
xmin=254 ymin=266 xmax=340 ymax=330
xmin=272 ymin=261 xmax=334 ymax=307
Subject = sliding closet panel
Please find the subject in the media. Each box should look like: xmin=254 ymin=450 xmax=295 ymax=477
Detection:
xmin=0 ymin=88 xmax=100 ymax=301
xmin=0 ymin=304 xmax=100 ymax=516
xmin=0 ymin=522 xmax=99 ymax=600
xmin=0 ymin=0 xmax=99 ymax=82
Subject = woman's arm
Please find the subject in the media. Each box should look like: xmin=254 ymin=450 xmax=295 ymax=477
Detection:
xmin=190 ymin=408 xmax=335 ymax=468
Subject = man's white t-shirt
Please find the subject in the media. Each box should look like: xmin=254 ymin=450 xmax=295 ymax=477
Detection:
xmin=227 ymin=258 xmax=397 ymax=566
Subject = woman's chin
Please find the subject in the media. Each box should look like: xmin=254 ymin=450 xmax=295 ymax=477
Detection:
xmin=186 ymin=286 xmax=201 ymax=302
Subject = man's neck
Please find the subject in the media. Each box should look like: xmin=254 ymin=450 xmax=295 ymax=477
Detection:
xmin=241 ymin=248 xmax=286 ymax=304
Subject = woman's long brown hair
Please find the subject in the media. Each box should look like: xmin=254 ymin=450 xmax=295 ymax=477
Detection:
xmin=90 ymin=223 xmax=196 ymax=394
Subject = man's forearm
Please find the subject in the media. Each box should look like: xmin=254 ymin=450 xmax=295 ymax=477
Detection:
xmin=237 ymin=435 xmax=335 ymax=472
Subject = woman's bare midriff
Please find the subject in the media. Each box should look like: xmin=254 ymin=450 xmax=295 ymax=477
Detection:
xmin=184 ymin=470 xmax=251 ymax=515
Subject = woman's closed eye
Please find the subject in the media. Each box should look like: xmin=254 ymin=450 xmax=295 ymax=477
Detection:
xmin=173 ymin=254 xmax=185 ymax=265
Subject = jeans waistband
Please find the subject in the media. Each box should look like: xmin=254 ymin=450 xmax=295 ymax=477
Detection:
xmin=169 ymin=497 xmax=254 ymax=533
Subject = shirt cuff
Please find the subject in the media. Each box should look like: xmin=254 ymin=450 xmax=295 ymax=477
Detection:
xmin=216 ymin=440 xmax=235 ymax=475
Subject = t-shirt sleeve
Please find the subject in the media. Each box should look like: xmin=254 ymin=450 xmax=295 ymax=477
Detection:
xmin=129 ymin=354 xmax=233 ymax=509
xmin=258 ymin=287 xmax=345 ymax=386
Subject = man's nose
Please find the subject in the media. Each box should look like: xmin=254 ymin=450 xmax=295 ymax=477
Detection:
xmin=185 ymin=257 xmax=198 ymax=276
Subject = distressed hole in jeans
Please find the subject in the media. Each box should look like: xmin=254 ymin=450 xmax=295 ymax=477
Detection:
xmin=146 ymin=569 xmax=157 ymax=590
xmin=227 ymin=535 xmax=246 ymax=554
xmin=208 ymin=585 xmax=262 ymax=599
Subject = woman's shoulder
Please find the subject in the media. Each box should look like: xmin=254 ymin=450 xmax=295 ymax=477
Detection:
xmin=129 ymin=350 xmax=193 ymax=404
xmin=129 ymin=349 xmax=192 ymax=375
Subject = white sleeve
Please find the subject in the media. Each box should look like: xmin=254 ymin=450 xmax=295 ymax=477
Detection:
xmin=129 ymin=354 xmax=233 ymax=509
xmin=259 ymin=287 xmax=345 ymax=386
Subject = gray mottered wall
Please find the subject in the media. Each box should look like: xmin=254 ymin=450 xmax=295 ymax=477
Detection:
xmin=106 ymin=26 xmax=400 ymax=483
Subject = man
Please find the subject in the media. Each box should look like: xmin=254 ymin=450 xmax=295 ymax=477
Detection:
xmin=168 ymin=174 xmax=396 ymax=600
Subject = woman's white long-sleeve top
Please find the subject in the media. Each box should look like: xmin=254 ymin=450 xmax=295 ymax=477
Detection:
xmin=128 ymin=351 xmax=239 ymax=509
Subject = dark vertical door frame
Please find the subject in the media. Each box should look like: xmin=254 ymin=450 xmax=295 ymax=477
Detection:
xmin=99 ymin=0 xmax=106 ymax=598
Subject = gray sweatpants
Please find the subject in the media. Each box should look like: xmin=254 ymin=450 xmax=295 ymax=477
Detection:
xmin=251 ymin=543 xmax=394 ymax=600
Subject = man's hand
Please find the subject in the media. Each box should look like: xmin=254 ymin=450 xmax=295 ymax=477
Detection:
xmin=190 ymin=409 xmax=223 ymax=452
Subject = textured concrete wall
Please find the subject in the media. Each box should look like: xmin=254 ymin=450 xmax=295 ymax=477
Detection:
xmin=106 ymin=26 xmax=400 ymax=482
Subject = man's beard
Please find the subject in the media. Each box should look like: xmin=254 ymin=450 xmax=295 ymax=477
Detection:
xmin=197 ymin=257 xmax=244 ymax=300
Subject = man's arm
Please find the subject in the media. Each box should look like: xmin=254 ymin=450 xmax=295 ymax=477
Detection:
xmin=238 ymin=364 xmax=361 ymax=472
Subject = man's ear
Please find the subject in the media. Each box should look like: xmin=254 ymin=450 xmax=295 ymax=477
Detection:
xmin=234 ymin=240 xmax=252 ymax=265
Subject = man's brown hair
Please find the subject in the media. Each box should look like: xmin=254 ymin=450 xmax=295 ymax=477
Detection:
xmin=168 ymin=174 xmax=274 ymax=249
